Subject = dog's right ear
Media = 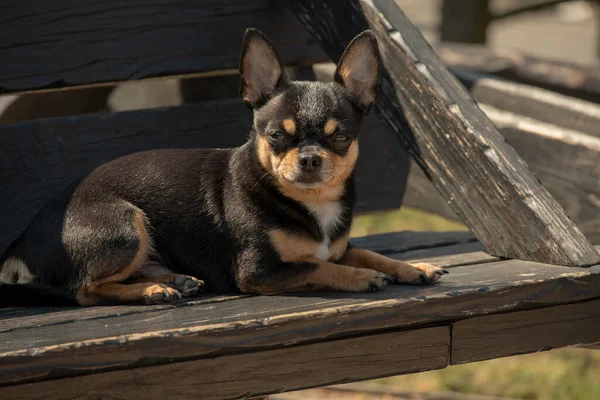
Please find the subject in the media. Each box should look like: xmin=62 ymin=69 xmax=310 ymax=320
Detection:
xmin=239 ymin=28 xmax=289 ymax=109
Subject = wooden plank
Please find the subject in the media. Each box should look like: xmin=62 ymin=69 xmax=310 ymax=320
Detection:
xmin=437 ymin=44 xmax=600 ymax=103
xmin=403 ymin=105 xmax=600 ymax=244
xmin=392 ymin=242 xmax=493 ymax=267
xmin=440 ymin=0 xmax=490 ymax=44
xmin=0 ymin=1 xmax=327 ymax=93
xmin=450 ymin=68 xmax=600 ymax=138
xmin=289 ymin=0 xmax=600 ymax=266
xmin=481 ymin=106 xmax=600 ymax=244
xmin=452 ymin=299 xmax=600 ymax=364
xmin=0 ymin=327 xmax=449 ymax=400
xmin=0 ymin=294 xmax=250 ymax=334
xmin=0 ymin=232 xmax=479 ymax=334
xmin=1 ymin=260 xmax=599 ymax=385
xmin=0 ymin=99 xmax=408 ymax=254
xmin=350 ymin=230 xmax=475 ymax=255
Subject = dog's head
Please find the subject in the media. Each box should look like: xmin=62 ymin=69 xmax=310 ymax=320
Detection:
xmin=240 ymin=29 xmax=380 ymax=201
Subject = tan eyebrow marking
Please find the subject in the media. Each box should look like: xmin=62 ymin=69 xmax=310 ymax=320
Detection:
xmin=324 ymin=119 xmax=339 ymax=136
xmin=282 ymin=119 xmax=296 ymax=135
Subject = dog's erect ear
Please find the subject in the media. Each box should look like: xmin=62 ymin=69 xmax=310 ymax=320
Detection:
xmin=239 ymin=28 xmax=289 ymax=109
xmin=334 ymin=30 xmax=381 ymax=113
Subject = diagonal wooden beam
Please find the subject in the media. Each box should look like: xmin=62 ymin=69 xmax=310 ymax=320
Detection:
xmin=288 ymin=0 xmax=600 ymax=267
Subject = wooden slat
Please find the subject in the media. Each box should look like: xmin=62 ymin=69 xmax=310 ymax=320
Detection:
xmin=402 ymin=104 xmax=600 ymax=244
xmin=350 ymin=230 xmax=475 ymax=255
xmin=288 ymin=0 xmax=600 ymax=266
xmin=451 ymin=69 xmax=600 ymax=138
xmin=0 ymin=0 xmax=327 ymax=93
xmin=0 ymin=327 xmax=449 ymax=400
xmin=452 ymin=299 xmax=600 ymax=364
xmin=482 ymin=106 xmax=600 ymax=244
xmin=0 ymin=231 xmax=479 ymax=334
xmin=437 ymin=44 xmax=600 ymax=103
xmin=1 ymin=259 xmax=599 ymax=385
xmin=0 ymin=294 xmax=250 ymax=334
xmin=0 ymin=99 xmax=409 ymax=254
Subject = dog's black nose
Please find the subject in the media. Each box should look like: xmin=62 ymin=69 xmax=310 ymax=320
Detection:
xmin=299 ymin=154 xmax=322 ymax=171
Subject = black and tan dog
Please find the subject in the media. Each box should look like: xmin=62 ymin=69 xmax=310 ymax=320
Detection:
xmin=0 ymin=29 xmax=447 ymax=307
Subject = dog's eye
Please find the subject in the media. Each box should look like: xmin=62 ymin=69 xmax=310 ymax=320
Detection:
xmin=269 ymin=131 xmax=284 ymax=141
xmin=335 ymin=134 xmax=350 ymax=142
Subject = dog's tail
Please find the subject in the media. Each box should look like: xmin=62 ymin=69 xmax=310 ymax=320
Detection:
xmin=0 ymin=283 xmax=78 ymax=307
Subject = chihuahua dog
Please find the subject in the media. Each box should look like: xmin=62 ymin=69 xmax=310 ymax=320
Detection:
xmin=0 ymin=29 xmax=447 ymax=307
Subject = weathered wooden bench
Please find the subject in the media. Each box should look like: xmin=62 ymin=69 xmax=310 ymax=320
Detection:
xmin=1 ymin=1 xmax=600 ymax=399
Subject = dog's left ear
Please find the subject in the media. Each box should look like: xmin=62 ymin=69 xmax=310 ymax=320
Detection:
xmin=240 ymin=28 xmax=289 ymax=109
xmin=334 ymin=30 xmax=381 ymax=113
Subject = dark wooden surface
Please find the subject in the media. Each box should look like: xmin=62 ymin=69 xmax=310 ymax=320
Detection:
xmin=400 ymin=70 xmax=600 ymax=243
xmin=0 ymin=327 xmax=450 ymax=400
xmin=1 ymin=232 xmax=599 ymax=389
xmin=0 ymin=0 xmax=327 ymax=93
xmin=482 ymin=105 xmax=600 ymax=244
xmin=289 ymin=0 xmax=600 ymax=267
xmin=403 ymin=103 xmax=600 ymax=244
xmin=453 ymin=299 xmax=600 ymax=364
xmin=0 ymin=99 xmax=409 ymax=254
xmin=438 ymin=44 xmax=600 ymax=103
xmin=0 ymin=232 xmax=598 ymax=398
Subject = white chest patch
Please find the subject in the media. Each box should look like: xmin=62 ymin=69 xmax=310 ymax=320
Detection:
xmin=304 ymin=201 xmax=344 ymax=260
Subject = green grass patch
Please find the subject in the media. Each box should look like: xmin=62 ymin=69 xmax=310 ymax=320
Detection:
xmin=350 ymin=206 xmax=466 ymax=238
xmin=373 ymin=348 xmax=600 ymax=400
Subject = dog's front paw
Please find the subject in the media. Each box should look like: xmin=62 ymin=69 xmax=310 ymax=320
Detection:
xmin=349 ymin=268 xmax=393 ymax=292
xmin=389 ymin=262 xmax=448 ymax=285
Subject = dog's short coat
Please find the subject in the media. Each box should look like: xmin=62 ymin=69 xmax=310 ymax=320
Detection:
xmin=0 ymin=29 xmax=447 ymax=307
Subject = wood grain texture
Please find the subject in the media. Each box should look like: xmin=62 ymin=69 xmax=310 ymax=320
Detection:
xmin=482 ymin=105 xmax=600 ymax=244
xmin=0 ymin=99 xmax=409 ymax=254
xmin=0 ymin=0 xmax=327 ymax=93
xmin=0 ymin=327 xmax=449 ymax=400
xmin=289 ymin=0 xmax=600 ymax=266
xmin=452 ymin=299 xmax=600 ymax=364
xmin=0 ymin=294 xmax=250 ymax=334
xmin=438 ymin=44 xmax=600 ymax=103
xmin=403 ymin=105 xmax=600 ymax=244
xmin=2 ymin=258 xmax=599 ymax=385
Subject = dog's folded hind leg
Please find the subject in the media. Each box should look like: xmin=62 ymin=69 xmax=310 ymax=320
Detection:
xmin=78 ymin=281 xmax=183 ymax=305
xmin=74 ymin=206 xmax=183 ymax=306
